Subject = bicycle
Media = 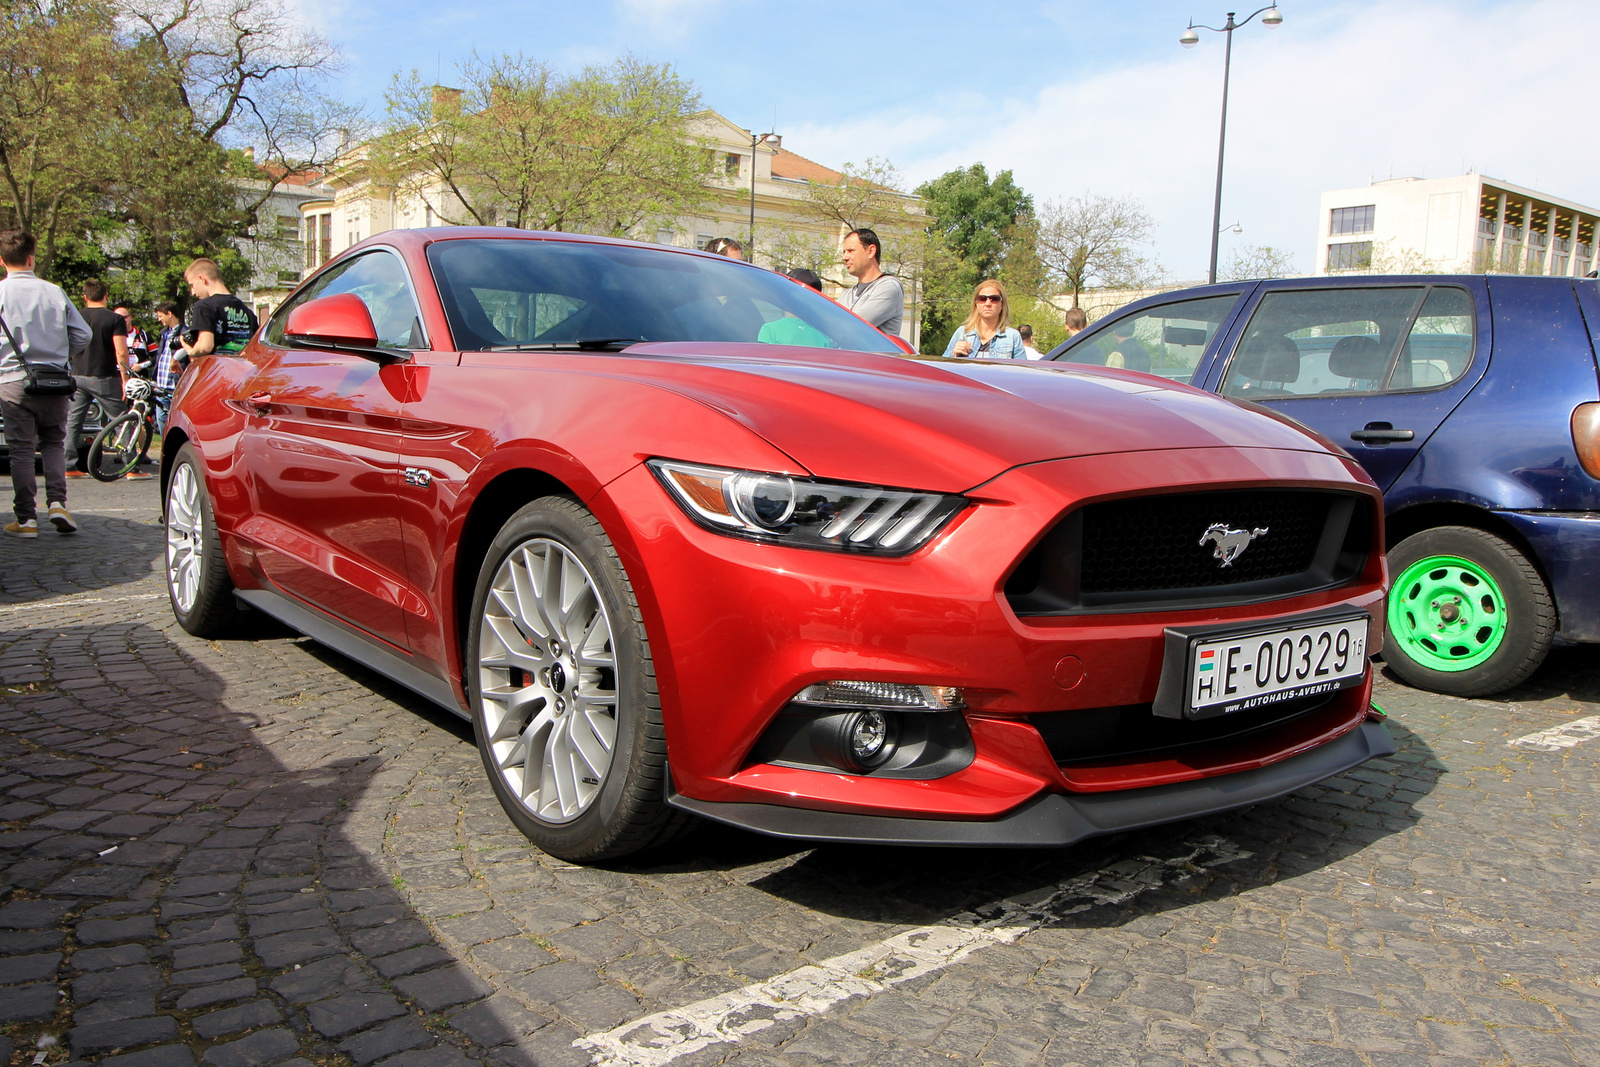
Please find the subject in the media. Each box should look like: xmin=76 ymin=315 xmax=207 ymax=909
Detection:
xmin=88 ymin=378 xmax=158 ymax=482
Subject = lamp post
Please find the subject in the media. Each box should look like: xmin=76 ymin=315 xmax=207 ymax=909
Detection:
xmin=1181 ymin=6 xmax=1283 ymax=284
xmin=749 ymin=130 xmax=781 ymax=258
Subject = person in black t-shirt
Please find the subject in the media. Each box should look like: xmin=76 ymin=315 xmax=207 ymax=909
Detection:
xmin=181 ymin=258 xmax=258 ymax=359
xmin=66 ymin=279 xmax=132 ymax=476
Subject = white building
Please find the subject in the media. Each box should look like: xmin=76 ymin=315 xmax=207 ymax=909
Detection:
xmin=1317 ymin=174 xmax=1600 ymax=277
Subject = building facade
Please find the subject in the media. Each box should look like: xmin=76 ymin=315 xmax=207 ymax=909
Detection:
xmin=1317 ymin=174 xmax=1600 ymax=277
xmin=251 ymin=110 xmax=924 ymax=345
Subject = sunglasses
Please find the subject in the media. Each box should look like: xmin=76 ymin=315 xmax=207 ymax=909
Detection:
xmin=975 ymin=294 xmax=1003 ymax=304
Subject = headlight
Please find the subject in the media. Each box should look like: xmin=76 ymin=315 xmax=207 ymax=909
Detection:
xmin=648 ymin=459 xmax=966 ymax=555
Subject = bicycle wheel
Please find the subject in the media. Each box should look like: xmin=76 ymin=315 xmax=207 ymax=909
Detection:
xmin=88 ymin=410 xmax=151 ymax=481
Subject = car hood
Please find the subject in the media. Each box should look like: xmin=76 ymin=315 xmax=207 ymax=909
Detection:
xmin=614 ymin=342 xmax=1344 ymax=493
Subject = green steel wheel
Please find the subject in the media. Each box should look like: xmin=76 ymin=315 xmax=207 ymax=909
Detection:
xmin=1384 ymin=526 xmax=1554 ymax=697
xmin=1388 ymin=554 xmax=1508 ymax=672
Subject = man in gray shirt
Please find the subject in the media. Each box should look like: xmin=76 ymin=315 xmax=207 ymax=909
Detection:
xmin=839 ymin=228 xmax=905 ymax=339
xmin=0 ymin=231 xmax=90 ymax=536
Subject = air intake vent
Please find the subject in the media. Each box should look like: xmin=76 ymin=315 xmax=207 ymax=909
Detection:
xmin=1006 ymin=489 xmax=1372 ymax=615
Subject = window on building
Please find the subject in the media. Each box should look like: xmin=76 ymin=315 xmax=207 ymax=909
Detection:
xmin=655 ymin=229 xmax=675 ymax=246
xmin=1330 ymin=205 xmax=1375 ymax=236
xmin=695 ymin=232 xmax=715 ymax=251
xmin=1529 ymin=230 xmax=1549 ymax=249
xmin=1502 ymin=223 xmax=1523 ymax=242
xmin=318 ymin=213 xmax=331 ymax=265
xmin=1478 ymin=217 xmax=1497 ymax=236
xmin=724 ymin=153 xmax=741 ymax=178
xmin=276 ymin=270 xmax=300 ymax=286
xmin=277 ymin=215 xmax=299 ymax=240
xmin=1326 ymin=241 xmax=1374 ymax=272
xmin=303 ymin=216 xmax=315 ymax=270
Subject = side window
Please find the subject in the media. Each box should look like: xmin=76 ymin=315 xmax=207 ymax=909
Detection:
xmin=266 ymin=251 xmax=424 ymax=351
xmin=1220 ymin=287 xmax=1424 ymax=400
xmin=1391 ymin=287 xmax=1475 ymax=390
xmin=1055 ymin=295 xmax=1240 ymax=384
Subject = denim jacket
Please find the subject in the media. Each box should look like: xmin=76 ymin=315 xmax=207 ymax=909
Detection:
xmin=942 ymin=326 xmax=1027 ymax=360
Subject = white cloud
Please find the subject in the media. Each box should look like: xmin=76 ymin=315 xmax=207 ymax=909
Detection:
xmin=614 ymin=0 xmax=731 ymax=39
xmin=786 ymin=0 xmax=1600 ymax=280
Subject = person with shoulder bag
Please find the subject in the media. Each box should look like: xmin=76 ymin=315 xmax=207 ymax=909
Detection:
xmin=943 ymin=280 xmax=1028 ymax=360
xmin=0 ymin=231 xmax=90 ymax=536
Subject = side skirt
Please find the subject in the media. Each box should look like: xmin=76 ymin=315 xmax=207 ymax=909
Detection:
xmin=235 ymin=587 xmax=468 ymax=720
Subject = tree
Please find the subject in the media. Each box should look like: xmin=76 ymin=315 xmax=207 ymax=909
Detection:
xmin=376 ymin=53 xmax=712 ymax=236
xmin=0 ymin=0 xmax=122 ymax=275
xmin=1221 ymin=244 xmax=1297 ymax=281
xmin=797 ymin=157 xmax=943 ymax=347
xmin=915 ymin=165 xmax=1036 ymax=351
xmin=1034 ymin=193 xmax=1160 ymax=308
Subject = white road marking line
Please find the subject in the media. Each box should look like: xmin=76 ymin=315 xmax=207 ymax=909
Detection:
xmin=0 ymin=592 xmax=166 ymax=616
xmin=575 ymin=834 xmax=1251 ymax=1067
xmin=1509 ymin=716 xmax=1600 ymax=752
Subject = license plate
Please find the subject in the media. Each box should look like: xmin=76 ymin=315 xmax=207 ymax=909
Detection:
xmin=1188 ymin=615 xmax=1369 ymax=717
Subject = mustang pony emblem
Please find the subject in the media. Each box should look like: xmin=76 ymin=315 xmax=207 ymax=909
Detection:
xmin=1199 ymin=523 xmax=1268 ymax=567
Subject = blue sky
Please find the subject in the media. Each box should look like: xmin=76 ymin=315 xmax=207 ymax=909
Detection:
xmin=299 ymin=0 xmax=1600 ymax=281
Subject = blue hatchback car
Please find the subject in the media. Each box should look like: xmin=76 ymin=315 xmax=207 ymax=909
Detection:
xmin=1047 ymin=274 xmax=1600 ymax=697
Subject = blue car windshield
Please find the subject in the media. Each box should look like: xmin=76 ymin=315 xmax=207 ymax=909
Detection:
xmin=425 ymin=238 xmax=900 ymax=354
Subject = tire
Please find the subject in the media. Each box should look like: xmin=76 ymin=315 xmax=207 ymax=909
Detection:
xmin=88 ymin=411 xmax=150 ymax=481
xmin=1384 ymin=526 xmax=1555 ymax=697
xmin=466 ymin=496 xmax=688 ymax=862
xmin=165 ymin=443 xmax=238 ymax=636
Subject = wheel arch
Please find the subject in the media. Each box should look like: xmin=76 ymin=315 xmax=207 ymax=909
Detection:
xmin=1384 ymin=500 xmax=1558 ymax=627
xmin=159 ymin=426 xmax=192 ymax=500
xmin=451 ymin=467 xmax=579 ymax=670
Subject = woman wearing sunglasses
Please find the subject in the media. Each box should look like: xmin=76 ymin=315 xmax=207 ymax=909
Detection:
xmin=942 ymin=280 xmax=1027 ymax=359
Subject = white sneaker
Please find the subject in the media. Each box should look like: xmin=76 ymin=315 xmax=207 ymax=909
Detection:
xmin=3 ymin=517 xmax=38 ymax=538
xmin=47 ymin=503 xmax=77 ymax=533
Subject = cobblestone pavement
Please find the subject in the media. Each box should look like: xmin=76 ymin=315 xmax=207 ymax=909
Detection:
xmin=2 ymin=477 xmax=1598 ymax=1067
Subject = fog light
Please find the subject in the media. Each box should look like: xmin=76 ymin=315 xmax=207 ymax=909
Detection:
xmin=793 ymin=680 xmax=965 ymax=710
xmin=835 ymin=709 xmax=897 ymax=771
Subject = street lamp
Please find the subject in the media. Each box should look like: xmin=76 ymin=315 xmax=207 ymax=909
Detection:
xmin=749 ymin=130 xmax=781 ymax=257
xmin=1181 ymin=6 xmax=1283 ymax=284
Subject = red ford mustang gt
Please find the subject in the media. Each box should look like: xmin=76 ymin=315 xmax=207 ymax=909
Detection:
xmin=161 ymin=229 xmax=1395 ymax=861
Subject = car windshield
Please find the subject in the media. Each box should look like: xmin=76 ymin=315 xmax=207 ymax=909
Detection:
xmin=425 ymin=238 xmax=900 ymax=354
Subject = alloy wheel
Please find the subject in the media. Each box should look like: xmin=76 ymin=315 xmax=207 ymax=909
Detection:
xmin=166 ymin=463 xmax=202 ymax=613
xmin=1387 ymin=553 xmax=1508 ymax=672
xmin=478 ymin=538 xmax=619 ymax=824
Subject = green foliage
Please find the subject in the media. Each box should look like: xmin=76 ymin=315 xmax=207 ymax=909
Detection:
xmin=915 ymin=165 xmax=1036 ymax=352
xmin=0 ymin=0 xmax=344 ymax=304
xmin=376 ymin=52 xmax=712 ymax=236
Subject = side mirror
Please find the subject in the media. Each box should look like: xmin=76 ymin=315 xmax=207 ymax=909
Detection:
xmin=285 ymin=294 xmax=403 ymax=361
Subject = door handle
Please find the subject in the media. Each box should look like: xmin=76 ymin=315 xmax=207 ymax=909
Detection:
xmin=1350 ymin=422 xmax=1414 ymax=444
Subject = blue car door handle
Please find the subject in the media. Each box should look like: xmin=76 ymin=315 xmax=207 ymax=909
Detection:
xmin=1350 ymin=422 xmax=1415 ymax=443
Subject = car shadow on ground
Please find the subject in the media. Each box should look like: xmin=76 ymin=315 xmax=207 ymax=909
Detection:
xmin=1 ymin=610 xmax=1444 ymax=1067
xmin=0 ymin=619 xmax=583 ymax=1067
xmin=1493 ymin=646 xmax=1600 ymax=705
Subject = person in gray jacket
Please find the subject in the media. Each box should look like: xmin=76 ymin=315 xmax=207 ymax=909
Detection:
xmin=839 ymin=228 xmax=904 ymax=338
xmin=0 ymin=231 xmax=90 ymax=536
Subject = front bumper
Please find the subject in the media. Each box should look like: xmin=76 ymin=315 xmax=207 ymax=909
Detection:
xmin=600 ymin=445 xmax=1386 ymax=824
xmin=667 ymin=719 xmax=1397 ymax=847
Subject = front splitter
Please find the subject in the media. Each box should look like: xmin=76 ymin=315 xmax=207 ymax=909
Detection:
xmin=667 ymin=720 xmax=1397 ymax=848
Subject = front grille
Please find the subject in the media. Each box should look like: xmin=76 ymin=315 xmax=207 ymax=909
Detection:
xmin=1006 ymin=488 xmax=1372 ymax=614
xmin=1029 ymin=693 xmax=1333 ymax=767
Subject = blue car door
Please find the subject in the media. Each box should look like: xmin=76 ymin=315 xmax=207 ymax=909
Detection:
xmin=1197 ymin=279 xmax=1493 ymax=491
